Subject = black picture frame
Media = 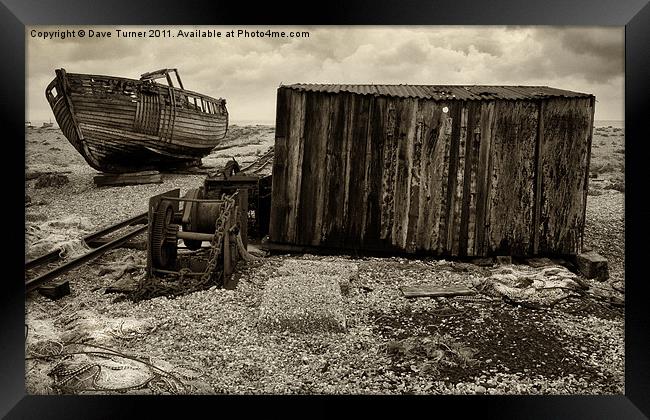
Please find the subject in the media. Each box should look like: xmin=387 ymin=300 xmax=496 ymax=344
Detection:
xmin=4 ymin=0 xmax=649 ymax=418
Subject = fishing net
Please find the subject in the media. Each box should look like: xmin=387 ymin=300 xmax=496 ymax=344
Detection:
xmin=472 ymin=265 xmax=586 ymax=307
xmin=26 ymin=216 xmax=94 ymax=260
xmin=41 ymin=344 xmax=202 ymax=395
xmin=26 ymin=310 xmax=206 ymax=395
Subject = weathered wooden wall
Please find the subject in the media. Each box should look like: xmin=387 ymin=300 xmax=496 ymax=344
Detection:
xmin=269 ymin=88 xmax=594 ymax=257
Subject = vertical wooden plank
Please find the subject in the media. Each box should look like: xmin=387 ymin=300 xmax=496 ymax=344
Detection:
xmin=459 ymin=101 xmax=481 ymax=256
xmin=345 ymin=95 xmax=371 ymax=246
xmin=442 ymin=103 xmax=462 ymax=254
xmin=451 ymin=105 xmax=469 ymax=256
xmin=360 ymin=95 xmax=375 ymax=243
xmin=297 ymin=92 xmax=331 ymax=245
xmin=415 ymin=100 xmax=440 ymax=251
xmin=223 ymin=217 xmax=231 ymax=277
xmin=311 ymin=94 xmax=331 ymax=245
xmin=580 ymin=96 xmax=596 ymax=253
xmin=380 ymin=99 xmax=398 ymax=241
xmin=152 ymin=95 xmax=160 ymax=135
xmin=238 ymin=189 xmax=248 ymax=249
xmin=312 ymin=94 xmax=331 ymax=245
xmin=342 ymin=94 xmax=355 ymax=238
xmin=321 ymin=94 xmax=347 ymax=247
xmin=475 ymin=101 xmax=495 ymax=256
xmin=435 ymin=104 xmax=454 ymax=253
xmin=391 ymin=98 xmax=417 ymax=250
xmin=390 ymin=98 xmax=406 ymax=246
xmin=134 ymin=93 xmax=143 ymax=132
xmin=532 ymin=100 xmax=545 ymax=255
xmin=405 ymin=99 xmax=423 ymax=253
xmin=425 ymin=104 xmax=447 ymax=252
xmin=485 ymin=100 xmax=538 ymax=256
xmin=285 ymin=91 xmax=306 ymax=243
xmin=538 ymin=97 xmax=592 ymax=255
xmin=269 ymin=88 xmax=290 ymax=243
xmin=364 ymin=96 xmax=386 ymax=248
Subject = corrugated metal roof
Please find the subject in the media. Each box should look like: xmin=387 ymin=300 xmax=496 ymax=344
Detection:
xmin=281 ymin=84 xmax=592 ymax=100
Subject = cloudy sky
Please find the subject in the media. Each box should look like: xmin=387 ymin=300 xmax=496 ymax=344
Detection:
xmin=26 ymin=26 xmax=624 ymax=124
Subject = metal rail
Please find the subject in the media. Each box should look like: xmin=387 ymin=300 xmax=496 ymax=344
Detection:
xmin=25 ymin=211 xmax=148 ymax=270
xmin=26 ymin=224 xmax=148 ymax=293
xmin=240 ymin=147 xmax=274 ymax=174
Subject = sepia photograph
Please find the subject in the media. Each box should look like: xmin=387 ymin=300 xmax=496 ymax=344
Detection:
xmin=24 ymin=25 xmax=625 ymax=395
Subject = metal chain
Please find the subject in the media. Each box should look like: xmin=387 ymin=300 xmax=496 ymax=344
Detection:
xmin=199 ymin=193 xmax=234 ymax=286
xmin=131 ymin=193 xmax=236 ymax=300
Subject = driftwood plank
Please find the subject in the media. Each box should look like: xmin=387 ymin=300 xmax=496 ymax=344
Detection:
xmin=38 ymin=280 xmax=71 ymax=300
xmin=400 ymin=285 xmax=477 ymax=299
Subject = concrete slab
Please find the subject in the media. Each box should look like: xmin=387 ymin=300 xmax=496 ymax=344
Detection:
xmin=257 ymin=260 xmax=352 ymax=334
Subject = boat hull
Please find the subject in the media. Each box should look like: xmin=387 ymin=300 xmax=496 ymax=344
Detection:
xmin=46 ymin=69 xmax=228 ymax=173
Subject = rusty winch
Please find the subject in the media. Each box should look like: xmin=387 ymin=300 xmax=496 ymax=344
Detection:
xmin=146 ymin=160 xmax=271 ymax=286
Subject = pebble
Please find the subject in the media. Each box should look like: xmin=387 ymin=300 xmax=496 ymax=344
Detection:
xmin=24 ymin=160 xmax=625 ymax=395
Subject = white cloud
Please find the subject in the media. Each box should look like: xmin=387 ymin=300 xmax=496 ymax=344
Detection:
xmin=27 ymin=25 xmax=624 ymax=123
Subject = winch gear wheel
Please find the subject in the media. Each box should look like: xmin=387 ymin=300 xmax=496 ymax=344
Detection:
xmin=152 ymin=200 xmax=178 ymax=269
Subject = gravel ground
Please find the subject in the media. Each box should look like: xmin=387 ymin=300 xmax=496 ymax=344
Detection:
xmin=584 ymin=192 xmax=625 ymax=286
xmin=25 ymin=252 xmax=624 ymax=395
xmin=24 ymin=125 xmax=625 ymax=395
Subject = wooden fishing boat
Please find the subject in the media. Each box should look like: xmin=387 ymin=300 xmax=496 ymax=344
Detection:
xmin=45 ymin=68 xmax=228 ymax=173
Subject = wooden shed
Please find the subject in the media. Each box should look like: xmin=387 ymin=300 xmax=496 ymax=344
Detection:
xmin=269 ymin=84 xmax=595 ymax=257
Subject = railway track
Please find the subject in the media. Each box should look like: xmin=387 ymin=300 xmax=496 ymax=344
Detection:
xmin=25 ymin=212 xmax=148 ymax=293
xmin=240 ymin=146 xmax=274 ymax=175
xmin=25 ymin=149 xmax=275 ymax=295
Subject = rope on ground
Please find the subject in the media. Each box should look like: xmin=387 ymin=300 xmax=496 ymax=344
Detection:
xmin=234 ymin=231 xmax=261 ymax=262
xmin=611 ymin=281 xmax=625 ymax=294
xmin=27 ymin=341 xmax=199 ymax=394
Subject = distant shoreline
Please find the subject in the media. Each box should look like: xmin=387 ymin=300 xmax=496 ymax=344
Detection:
xmin=25 ymin=119 xmax=625 ymax=129
xmin=594 ymin=120 xmax=624 ymax=129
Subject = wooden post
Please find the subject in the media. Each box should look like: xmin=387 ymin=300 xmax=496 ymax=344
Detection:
xmin=223 ymin=216 xmax=231 ymax=278
xmin=238 ymin=188 xmax=249 ymax=249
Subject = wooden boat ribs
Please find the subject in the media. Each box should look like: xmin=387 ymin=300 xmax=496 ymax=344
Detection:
xmin=45 ymin=68 xmax=229 ymax=173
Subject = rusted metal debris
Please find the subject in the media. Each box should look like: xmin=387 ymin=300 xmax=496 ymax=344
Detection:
xmin=136 ymin=158 xmax=272 ymax=298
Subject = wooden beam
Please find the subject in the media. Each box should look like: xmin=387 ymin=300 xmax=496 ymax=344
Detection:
xmin=400 ymin=285 xmax=477 ymax=299
xmin=94 ymin=171 xmax=162 ymax=187
xmin=38 ymin=280 xmax=71 ymax=300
